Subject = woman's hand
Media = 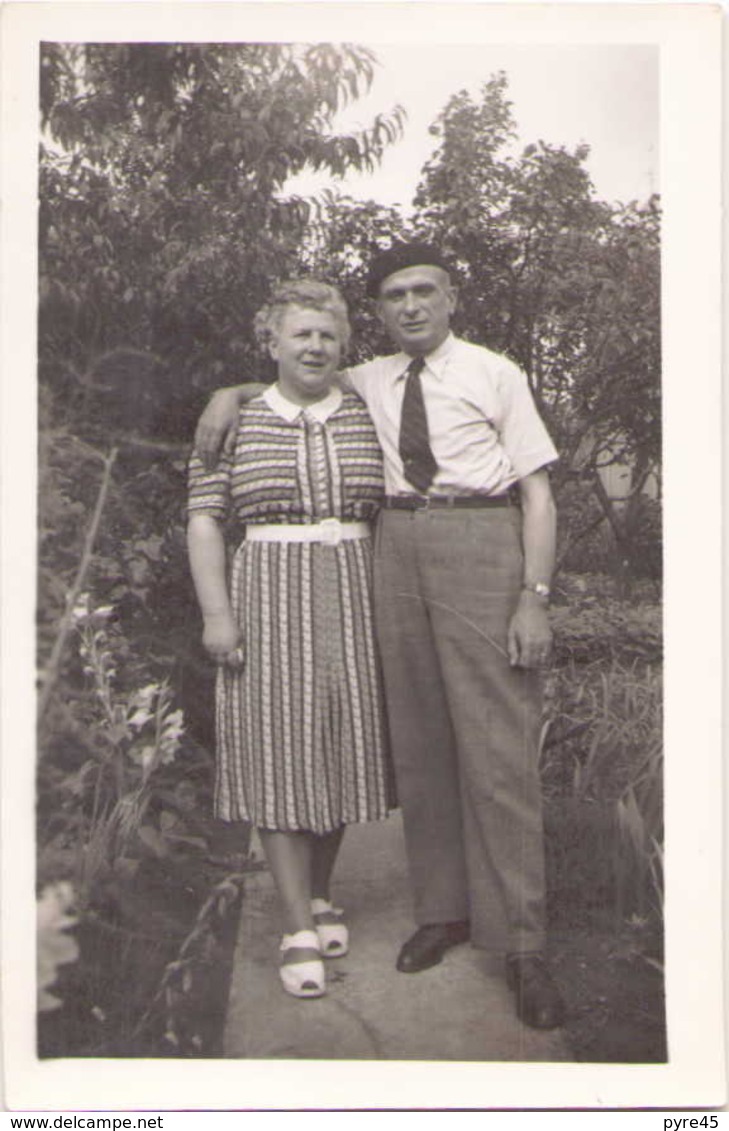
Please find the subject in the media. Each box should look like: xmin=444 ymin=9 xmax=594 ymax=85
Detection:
xmin=203 ymin=611 xmax=243 ymax=667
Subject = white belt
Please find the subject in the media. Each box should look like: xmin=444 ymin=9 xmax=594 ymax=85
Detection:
xmin=245 ymin=518 xmax=370 ymax=546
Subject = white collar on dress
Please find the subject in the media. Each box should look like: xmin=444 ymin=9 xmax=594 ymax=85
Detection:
xmin=393 ymin=332 xmax=456 ymax=383
xmin=264 ymin=383 xmax=343 ymax=423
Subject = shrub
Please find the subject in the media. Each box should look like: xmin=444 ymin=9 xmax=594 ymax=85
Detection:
xmin=550 ymin=580 xmax=662 ymax=666
xmin=556 ymin=485 xmax=662 ymax=583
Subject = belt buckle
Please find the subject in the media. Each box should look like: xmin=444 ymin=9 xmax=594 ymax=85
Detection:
xmin=319 ymin=517 xmax=342 ymax=545
xmin=413 ymin=495 xmax=431 ymax=511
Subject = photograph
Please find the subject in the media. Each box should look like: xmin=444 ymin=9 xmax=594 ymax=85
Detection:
xmin=1 ymin=0 xmax=724 ymax=1113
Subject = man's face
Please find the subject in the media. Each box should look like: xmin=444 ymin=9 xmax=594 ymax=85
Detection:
xmin=376 ymin=264 xmax=456 ymax=356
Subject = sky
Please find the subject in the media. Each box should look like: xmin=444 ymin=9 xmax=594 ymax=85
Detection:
xmin=285 ymin=44 xmax=659 ymax=212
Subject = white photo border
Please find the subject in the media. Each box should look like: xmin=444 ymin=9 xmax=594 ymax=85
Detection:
xmin=1 ymin=0 xmax=724 ymax=1111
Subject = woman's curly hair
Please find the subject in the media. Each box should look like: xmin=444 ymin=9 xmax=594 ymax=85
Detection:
xmin=254 ymin=279 xmax=351 ymax=353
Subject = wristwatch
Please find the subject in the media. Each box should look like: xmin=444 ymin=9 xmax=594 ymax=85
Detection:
xmin=523 ymin=581 xmax=550 ymax=601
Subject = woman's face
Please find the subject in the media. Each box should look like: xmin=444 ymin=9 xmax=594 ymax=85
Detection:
xmin=269 ymin=304 xmax=343 ymax=405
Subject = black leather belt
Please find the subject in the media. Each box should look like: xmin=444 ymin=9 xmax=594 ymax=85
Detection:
xmin=384 ymin=493 xmax=517 ymax=510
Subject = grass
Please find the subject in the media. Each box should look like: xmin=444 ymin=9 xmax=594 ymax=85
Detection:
xmin=542 ymin=658 xmax=662 ymax=801
xmin=541 ymin=598 xmax=665 ymax=1060
xmin=542 ymin=657 xmax=662 ymax=920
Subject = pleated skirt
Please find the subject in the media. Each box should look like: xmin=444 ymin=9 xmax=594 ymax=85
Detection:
xmin=214 ymin=535 xmax=393 ymax=833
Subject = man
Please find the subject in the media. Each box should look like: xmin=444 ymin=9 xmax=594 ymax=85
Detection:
xmin=195 ymin=243 xmax=564 ymax=1029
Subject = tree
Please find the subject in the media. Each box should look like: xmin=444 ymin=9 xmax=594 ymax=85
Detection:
xmin=39 ymin=42 xmax=405 ymax=437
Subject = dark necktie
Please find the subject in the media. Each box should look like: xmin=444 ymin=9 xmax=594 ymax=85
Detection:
xmin=398 ymin=357 xmax=438 ymax=493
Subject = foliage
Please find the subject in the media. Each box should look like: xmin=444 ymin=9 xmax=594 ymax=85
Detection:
xmin=38 ymin=594 xmax=192 ymax=906
xmin=542 ymin=658 xmax=662 ymax=804
xmin=38 ymin=584 xmax=250 ymax=1056
xmin=301 ymin=191 xmax=411 ymax=362
xmin=38 ymin=856 xmax=248 ymax=1057
xmin=541 ymin=588 xmax=663 ymax=925
xmin=40 ymin=42 xmax=404 ymax=417
xmin=556 ymin=482 xmax=662 ymax=583
xmin=549 ymin=596 xmax=662 ymax=665
xmin=147 ymin=874 xmax=245 ymax=1055
xmin=615 ymin=748 xmax=664 ymax=921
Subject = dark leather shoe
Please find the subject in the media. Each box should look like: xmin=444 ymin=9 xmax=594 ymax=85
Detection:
xmin=396 ymin=921 xmax=470 ymax=973
xmin=506 ymin=954 xmax=565 ymax=1030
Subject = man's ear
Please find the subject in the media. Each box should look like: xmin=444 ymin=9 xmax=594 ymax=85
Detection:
xmin=268 ymin=338 xmax=279 ymax=362
xmin=447 ymin=285 xmax=458 ymax=315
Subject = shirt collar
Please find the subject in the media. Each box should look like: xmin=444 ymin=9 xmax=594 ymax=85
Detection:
xmin=393 ymin=332 xmax=456 ymax=383
xmin=265 ymin=383 xmax=342 ymax=423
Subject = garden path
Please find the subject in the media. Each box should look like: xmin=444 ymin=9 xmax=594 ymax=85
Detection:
xmin=223 ymin=811 xmax=572 ymax=1063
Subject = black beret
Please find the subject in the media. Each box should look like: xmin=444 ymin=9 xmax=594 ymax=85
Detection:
xmin=366 ymin=241 xmax=452 ymax=298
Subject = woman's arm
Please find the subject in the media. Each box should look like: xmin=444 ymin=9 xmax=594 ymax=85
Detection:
xmin=187 ymin=513 xmax=241 ymax=661
xmin=195 ymin=385 xmax=265 ymax=470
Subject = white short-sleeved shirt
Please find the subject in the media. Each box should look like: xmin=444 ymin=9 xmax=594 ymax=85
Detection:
xmin=343 ymin=333 xmax=558 ymax=496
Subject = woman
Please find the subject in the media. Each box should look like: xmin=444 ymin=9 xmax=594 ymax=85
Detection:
xmin=187 ymin=280 xmax=391 ymax=999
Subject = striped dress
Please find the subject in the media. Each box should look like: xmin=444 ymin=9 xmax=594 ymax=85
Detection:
xmin=188 ymin=385 xmax=393 ymax=834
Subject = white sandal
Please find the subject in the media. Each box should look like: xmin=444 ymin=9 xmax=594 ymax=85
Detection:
xmin=279 ymin=929 xmax=326 ymax=998
xmin=311 ymin=898 xmax=349 ymax=958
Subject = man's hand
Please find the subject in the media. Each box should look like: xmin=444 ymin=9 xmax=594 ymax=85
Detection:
xmin=507 ymin=590 xmax=552 ymax=669
xmin=195 ymin=387 xmax=244 ymax=470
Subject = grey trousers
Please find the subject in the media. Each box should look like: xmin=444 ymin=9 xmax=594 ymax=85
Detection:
xmin=373 ymin=506 xmax=546 ymax=954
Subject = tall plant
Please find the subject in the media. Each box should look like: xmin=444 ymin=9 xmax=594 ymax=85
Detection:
xmin=39 ymin=595 xmax=187 ymax=906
